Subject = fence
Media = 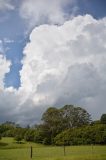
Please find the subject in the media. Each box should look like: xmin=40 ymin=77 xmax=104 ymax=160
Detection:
xmin=0 ymin=145 xmax=106 ymax=160
xmin=30 ymin=145 xmax=106 ymax=159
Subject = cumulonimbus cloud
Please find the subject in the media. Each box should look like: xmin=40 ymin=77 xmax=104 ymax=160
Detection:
xmin=0 ymin=15 xmax=106 ymax=124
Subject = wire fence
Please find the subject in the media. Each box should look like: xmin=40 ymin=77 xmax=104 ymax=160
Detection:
xmin=0 ymin=145 xmax=106 ymax=160
xmin=31 ymin=145 xmax=106 ymax=159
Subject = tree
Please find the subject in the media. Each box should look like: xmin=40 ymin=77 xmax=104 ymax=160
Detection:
xmin=24 ymin=129 xmax=35 ymax=142
xmin=34 ymin=124 xmax=50 ymax=144
xmin=14 ymin=134 xmax=23 ymax=143
xmin=42 ymin=107 xmax=62 ymax=127
xmin=101 ymin=114 xmax=106 ymax=124
xmin=61 ymin=105 xmax=91 ymax=128
xmin=41 ymin=105 xmax=91 ymax=144
xmin=0 ymin=121 xmax=16 ymax=137
xmin=42 ymin=107 xmax=64 ymax=144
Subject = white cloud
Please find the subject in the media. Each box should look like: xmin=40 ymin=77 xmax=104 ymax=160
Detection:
xmin=3 ymin=38 xmax=14 ymax=43
xmin=19 ymin=15 xmax=106 ymax=121
xmin=0 ymin=54 xmax=11 ymax=89
xmin=20 ymin=0 xmax=77 ymax=29
xmin=0 ymin=40 xmax=4 ymax=53
xmin=0 ymin=0 xmax=14 ymax=11
xmin=0 ymin=15 xmax=106 ymax=124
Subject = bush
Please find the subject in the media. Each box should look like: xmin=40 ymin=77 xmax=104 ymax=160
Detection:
xmin=24 ymin=129 xmax=35 ymax=142
xmin=14 ymin=135 xmax=23 ymax=143
xmin=54 ymin=124 xmax=106 ymax=145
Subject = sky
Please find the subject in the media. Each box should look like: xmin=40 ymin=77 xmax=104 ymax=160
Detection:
xmin=0 ymin=0 xmax=106 ymax=125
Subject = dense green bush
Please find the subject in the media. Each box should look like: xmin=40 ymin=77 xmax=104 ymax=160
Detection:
xmin=14 ymin=134 xmax=23 ymax=143
xmin=24 ymin=129 xmax=35 ymax=141
xmin=54 ymin=124 xmax=106 ymax=145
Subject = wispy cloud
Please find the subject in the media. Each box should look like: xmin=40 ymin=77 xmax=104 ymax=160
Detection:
xmin=0 ymin=0 xmax=15 ymax=11
xmin=0 ymin=54 xmax=11 ymax=88
xmin=3 ymin=38 xmax=14 ymax=43
xmin=19 ymin=0 xmax=78 ymax=30
xmin=0 ymin=40 xmax=4 ymax=53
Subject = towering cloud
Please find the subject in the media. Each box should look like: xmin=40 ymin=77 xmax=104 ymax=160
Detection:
xmin=0 ymin=15 xmax=106 ymax=124
xmin=20 ymin=15 xmax=106 ymax=120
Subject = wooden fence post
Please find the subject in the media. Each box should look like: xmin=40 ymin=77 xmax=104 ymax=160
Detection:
xmin=64 ymin=144 xmax=66 ymax=156
xmin=30 ymin=146 xmax=33 ymax=159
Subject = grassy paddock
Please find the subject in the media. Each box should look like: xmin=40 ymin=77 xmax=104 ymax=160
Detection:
xmin=0 ymin=137 xmax=106 ymax=160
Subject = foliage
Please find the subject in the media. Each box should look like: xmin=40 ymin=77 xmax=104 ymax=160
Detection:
xmin=41 ymin=107 xmax=65 ymax=144
xmin=34 ymin=124 xmax=51 ymax=144
xmin=24 ymin=129 xmax=35 ymax=141
xmin=61 ymin=105 xmax=91 ymax=128
xmin=0 ymin=105 xmax=106 ymax=146
xmin=14 ymin=134 xmax=23 ymax=143
xmin=40 ymin=105 xmax=91 ymax=144
xmin=0 ymin=122 xmax=15 ymax=137
xmin=101 ymin=114 xmax=106 ymax=124
xmin=54 ymin=124 xmax=106 ymax=145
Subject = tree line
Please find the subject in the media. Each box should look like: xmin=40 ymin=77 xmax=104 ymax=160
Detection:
xmin=0 ymin=105 xmax=106 ymax=145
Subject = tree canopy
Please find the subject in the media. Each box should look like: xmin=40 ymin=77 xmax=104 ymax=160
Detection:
xmin=0 ymin=105 xmax=105 ymax=146
xmin=101 ymin=114 xmax=106 ymax=124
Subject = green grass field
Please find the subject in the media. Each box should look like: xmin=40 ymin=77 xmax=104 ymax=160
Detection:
xmin=0 ymin=137 xmax=106 ymax=160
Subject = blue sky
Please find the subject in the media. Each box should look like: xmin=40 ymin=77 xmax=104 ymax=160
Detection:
xmin=77 ymin=0 xmax=106 ymax=19
xmin=0 ymin=4 xmax=27 ymax=88
xmin=0 ymin=0 xmax=106 ymax=124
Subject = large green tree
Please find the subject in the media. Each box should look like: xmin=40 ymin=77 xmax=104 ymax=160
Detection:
xmin=61 ymin=105 xmax=91 ymax=128
xmin=42 ymin=107 xmax=64 ymax=143
xmin=41 ymin=105 xmax=91 ymax=144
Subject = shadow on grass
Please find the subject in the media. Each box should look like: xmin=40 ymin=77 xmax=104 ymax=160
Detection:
xmin=15 ymin=141 xmax=25 ymax=144
xmin=0 ymin=142 xmax=8 ymax=147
